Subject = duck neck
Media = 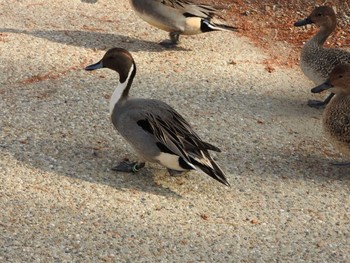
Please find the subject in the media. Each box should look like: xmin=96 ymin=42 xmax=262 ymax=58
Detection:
xmin=309 ymin=24 xmax=335 ymax=46
xmin=109 ymin=63 xmax=136 ymax=114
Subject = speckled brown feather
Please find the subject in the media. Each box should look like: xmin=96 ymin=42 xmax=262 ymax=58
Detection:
xmin=316 ymin=64 xmax=350 ymax=157
xmin=323 ymin=95 xmax=350 ymax=156
xmin=295 ymin=6 xmax=350 ymax=85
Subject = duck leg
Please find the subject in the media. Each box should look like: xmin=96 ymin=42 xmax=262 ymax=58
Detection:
xmin=307 ymin=93 xmax=335 ymax=108
xmin=159 ymin=32 xmax=180 ymax=48
xmin=112 ymin=160 xmax=145 ymax=173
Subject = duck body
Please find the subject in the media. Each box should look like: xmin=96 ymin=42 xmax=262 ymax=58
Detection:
xmin=112 ymin=98 xmax=200 ymax=171
xmin=112 ymin=97 xmax=225 ymax=176
xmin=300 ymin=35 xmax=350 ymax=85
xmin=322 ymin=95 xmax=350 ymax=156
xmin=300 ymin=37 xmax=350 ymax=86
xmin=312 ymin=63 xmax=350 ymax=159
xmin=85 ymin=48 xmax=230 ymax=186
xmin=130 ymin=0 xmax=190 ymax=34
xmin=129 ymin=0 xmax=237 ymax=46
xmin=294 ymin=6 xmax=350 ymax=108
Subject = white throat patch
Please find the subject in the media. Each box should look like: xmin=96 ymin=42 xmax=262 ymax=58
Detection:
xmin=109 ymin=64 xmax=135 ymax=114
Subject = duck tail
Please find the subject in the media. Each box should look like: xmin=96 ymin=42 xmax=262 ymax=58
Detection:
xmin=190 ymin=155 xmax=230 ymax=186
xmin=201 ymin=20 xmax=238 ymax=33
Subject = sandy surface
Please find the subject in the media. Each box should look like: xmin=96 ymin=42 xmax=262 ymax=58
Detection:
xmin=1 ymin=0 xmax=350 ymax=262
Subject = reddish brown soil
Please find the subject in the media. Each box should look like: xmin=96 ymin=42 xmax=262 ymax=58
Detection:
xmin=207 ymin=1 xmax=350 ymax=67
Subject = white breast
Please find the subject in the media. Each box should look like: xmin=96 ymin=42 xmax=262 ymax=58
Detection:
xmin=155 ymin=152 xmax=189 ymax=171
xmin=109 ymin=64 xmax=135 ymax=114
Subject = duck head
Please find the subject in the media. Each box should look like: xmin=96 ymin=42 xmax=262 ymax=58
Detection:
xmin=312 ymin=64 xmax=350 ymax=95
xmin=85 ymin=48 xmax=135 ymax=83
xmin=294 ymin=6 xmax=336 ymax=29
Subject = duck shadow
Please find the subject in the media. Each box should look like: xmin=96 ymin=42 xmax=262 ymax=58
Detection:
xmin=190 ymin=88 xmax=350 ymax=183
xmin=223 ymin=136 xmax=350 ymax=184
xmin=288 ymin=151 xmax=350 ymax=183
xmin=0 ymin=28 xmax=189 ymax=52
xmin=2 ymin=137 xmax=182 ymax=198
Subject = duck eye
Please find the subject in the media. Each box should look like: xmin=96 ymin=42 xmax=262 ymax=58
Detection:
xmin=339 ymin=75 xmax=343 ymax=78
xmin=316 ymin=13 xmax=322 ymax=17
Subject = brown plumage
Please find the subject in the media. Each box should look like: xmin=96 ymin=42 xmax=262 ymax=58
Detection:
xmin=294 ymin=6 xmax=350 ymax=108
xmin=311 ymin=64 xmax=350 ymax=158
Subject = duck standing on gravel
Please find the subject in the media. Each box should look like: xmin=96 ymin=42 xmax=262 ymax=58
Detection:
xmin=294 ymin=6 xmax=350 ymax=108
xmin=85 ymin=48 xmax=230 ymax=186
xmin=129 ymin=0 xmax=237 ymax=47
xmin=311 ymin=64 xmax=350 ymax=164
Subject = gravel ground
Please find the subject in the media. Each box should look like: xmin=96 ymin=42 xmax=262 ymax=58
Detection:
xmin=1 ymin=0 xmax=350 ymax=262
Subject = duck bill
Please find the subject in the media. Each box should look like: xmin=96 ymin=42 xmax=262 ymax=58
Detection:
xmin=311 ymin=81 xmax=333 ymax=93
xmin=294 ymin=16 xmax=313 ymax=27
xmin=85 ymin=60 xmax=103 ymax=71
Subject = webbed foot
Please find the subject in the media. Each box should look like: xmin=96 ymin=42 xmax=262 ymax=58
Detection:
xmin=111 ymin=159 xmax=145 ymax=173
xmin=159 ymin=32 xmax=180 ymax=48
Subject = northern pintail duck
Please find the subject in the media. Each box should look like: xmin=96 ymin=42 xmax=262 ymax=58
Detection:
xmin=311 ymin=64 xmax=350 ymax=162
xmin=129 ymin=0 xmax=237 ymax=47
xmin=85 ymin=48 xmax=230 ymax=186
xmin=294 ymin=6 xmax=350 ymax=108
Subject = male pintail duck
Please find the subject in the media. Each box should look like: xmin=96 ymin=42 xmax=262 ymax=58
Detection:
xmin=129 ymin=0 xmax=237 ymax=47
xmin=294 ymin=6 xmax=350 ymax=108
xmin=311 ymin=64 xmax=350 ymax=163
xmin=85 ymin=48 xmax=230 ymax=186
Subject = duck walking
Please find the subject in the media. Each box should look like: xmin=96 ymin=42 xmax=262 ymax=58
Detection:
xmin=294 ymin=6 xmax=350 ymax=108
xmin=311 ymin=64 xmax=350 ymax=162
xmin=129 ymin=0 xmax=237 ymax=47
xmin=85 ymin=48 xmax=230 ymax=186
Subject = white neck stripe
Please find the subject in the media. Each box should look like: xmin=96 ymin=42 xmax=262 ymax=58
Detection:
xmin=109 ymin=64 xmax=134 ymax=114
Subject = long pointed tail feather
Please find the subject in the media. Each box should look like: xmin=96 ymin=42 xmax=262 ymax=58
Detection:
xmin=201 ymin=20 xmax=238 ymax=33
xmin=212 ymin=23 xmax=238 ymax=32
xmin=190 ymin=156 xmax=230 ymax=186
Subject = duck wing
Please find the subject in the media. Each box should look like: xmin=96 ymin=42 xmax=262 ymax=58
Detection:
xmin=158 ymin=0 xmax=224 ymax=18
xmin=136 ymin=105 xmax=229 ymax=186
xmin=146 ymin=109 xmax=220 ymax=158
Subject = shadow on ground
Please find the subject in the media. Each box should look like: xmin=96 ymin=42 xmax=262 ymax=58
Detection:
xmin=2 ymin=86 xmax=349 ymax=196
xmin=1 ymin=136 xmax=183 ymax=198
xmin=0 ymin=28 xmax=189 ymax=52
